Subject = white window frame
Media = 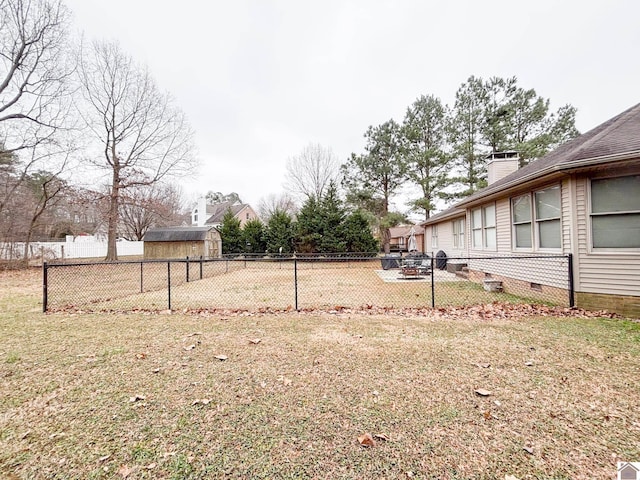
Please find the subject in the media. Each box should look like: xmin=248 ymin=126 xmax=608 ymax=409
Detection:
xmin=431 ymin=225 xmax=438 ymax=249
xmin=471 ymin=204 xmax=496 ymax=251
xmin=589 ymin=174 xmax=640 ymax=252
xmin=452 ymin=218 xmax=465 ymax=249
xmin=511 ymin=194 xmax=533 ymax=250
xmin=534 ymin=185 xmax=562 ymax=250
xmin=510 ymin=185 xmax=562 ymax=252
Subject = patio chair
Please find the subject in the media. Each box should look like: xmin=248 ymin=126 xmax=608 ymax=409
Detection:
xmin=417 ymin=259 xmax=431 ymax=275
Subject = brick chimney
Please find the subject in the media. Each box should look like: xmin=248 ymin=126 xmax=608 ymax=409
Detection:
xmin=487 ymin=151 xmax=519 ymax=185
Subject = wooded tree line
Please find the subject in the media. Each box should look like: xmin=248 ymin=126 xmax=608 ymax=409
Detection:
xmin=1 ymin=0 xmax=194 ymax=262
xmin=219 ymin=183 xmax=378 ymax=255
xmin=342 ymin=76 xmax=580 ymax=251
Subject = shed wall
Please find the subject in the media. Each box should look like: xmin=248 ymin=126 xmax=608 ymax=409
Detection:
xmin=144 ymin=241 xmax=206 ymax=259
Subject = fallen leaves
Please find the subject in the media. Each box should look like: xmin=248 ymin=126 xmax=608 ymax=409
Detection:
xmin=117 ymin=465 xmax=132 ymax=478
xmin=52 ymin=302 xmax=624 ymax=321
xmin=357 ymin=432 xmax=389 ymax=447
xmin=357 ymin=433 xmax=376 ymax=447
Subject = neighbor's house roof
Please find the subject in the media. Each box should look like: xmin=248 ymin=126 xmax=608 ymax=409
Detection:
xmin=422 ymin=102 xmax=640 ymax=226
xmin=204 ymin=202 xmax=251 ymax=225
xmin=143 ymin=226 xmax=216 ymax=242
xmin=389 ymin=225 xmax=425 ymax=239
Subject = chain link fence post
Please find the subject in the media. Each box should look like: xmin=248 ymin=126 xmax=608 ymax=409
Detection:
xmin=42 ymin=261 xmax=48 ymax=313
xmin=568 ymin=253 xmax=575 ymax=307
xmin=167 ymin=261 xmax=171 ymax=310
xmin=430 ymin=255 xmax=435 ymax=308
xmin=294 ymin=257 xmax=298 ymax=311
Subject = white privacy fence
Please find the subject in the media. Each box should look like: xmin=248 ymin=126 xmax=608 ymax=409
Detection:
xmin=0 ymin=240 xmax=143 ymax=260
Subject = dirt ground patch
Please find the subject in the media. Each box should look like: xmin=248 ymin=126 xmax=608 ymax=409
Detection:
xmin=1 ymin=269 xmax=639 ymax=479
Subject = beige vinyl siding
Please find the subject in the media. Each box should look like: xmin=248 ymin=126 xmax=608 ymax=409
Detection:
xmin=424 ymin=226 xmax=434 ymax=255
xmin=424 ymin=217 xmax=467 ymax=257
xmin=496 ymin=198 xmax=511 ymax=252
xmin=436 ymin=222 xmax=453 ymax=254
xmin=468 ymin=190 xmax=567 ymax=289
xmin=575 ymin=174 xmax=640 ymax=297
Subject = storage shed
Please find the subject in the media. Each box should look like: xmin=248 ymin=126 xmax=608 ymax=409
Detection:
xmin=143 ymin=227 xmax=221 ymax=259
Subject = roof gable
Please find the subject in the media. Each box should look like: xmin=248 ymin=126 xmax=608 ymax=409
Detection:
xmin=205 ymin=202 xmax=250 ymax=224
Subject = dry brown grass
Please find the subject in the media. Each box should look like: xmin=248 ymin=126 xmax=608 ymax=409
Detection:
xmin=1 ymin=269 xmax=639 ymax=479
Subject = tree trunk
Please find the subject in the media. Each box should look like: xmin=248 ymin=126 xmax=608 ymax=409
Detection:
xmin=381 ymin=226 xmax=391 ymax=254
xmin=106 ymin=167 xmax=120 ymax=261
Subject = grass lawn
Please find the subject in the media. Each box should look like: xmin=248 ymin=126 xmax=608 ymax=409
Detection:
xmin=1 ymin=269 xmax=639 ymax=479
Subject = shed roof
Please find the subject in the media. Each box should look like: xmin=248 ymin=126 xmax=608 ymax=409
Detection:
xmin=143 ymin=227 xmax=216 ymax=242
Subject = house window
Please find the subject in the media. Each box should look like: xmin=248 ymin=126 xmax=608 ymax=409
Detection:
xmin=452 ymin=218 xmax=465 ymax=249
xmin=590 ymin=175 xmax=640 ymax=248
xmin=471 ymin=208 xmax=482 ymax=248
xmin=246 ymin=212 xmax=250 ymax=220
xmin=512 ymin=194 xmax=532 ymax=248
xmin=483 ymin=204 xmax=496 ymax=249
xmin=471 ymin=204 xmax=496 ymax=250
xmin=431 ymin=225 xmax=438 ymax=249
xmin=534 ymin=185 xmax=561 ymax=249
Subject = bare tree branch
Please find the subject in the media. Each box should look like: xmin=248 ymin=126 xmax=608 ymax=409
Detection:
xmin=284 ymin=143 xmax=340 ymax=201
xmin=77 ymin=40 xmax=196 ymax=260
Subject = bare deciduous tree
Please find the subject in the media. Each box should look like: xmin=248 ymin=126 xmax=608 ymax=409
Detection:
xmin=257 ymin=192 xmax=297 ymax=222
xmin=119 ymin=183 xmax=185 ymax=241
xmin=0 ymin=0 xmax=72 ymax=219
xmin=283 ymin=143 xmax=340 ymax=201
xmin=77 ymin=40 xmax=196 ymax=260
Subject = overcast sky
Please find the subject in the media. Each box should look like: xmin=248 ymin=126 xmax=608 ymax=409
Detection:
xmin=64 ymin=0 xmax=640 ymax=213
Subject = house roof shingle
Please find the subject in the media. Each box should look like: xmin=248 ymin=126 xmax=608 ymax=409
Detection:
xmin=422 ymin=101 xmax=640 ymax=225
xmin=389 ymin=225 xmax=425 ymax=238
xmin=204 ymin=202 xmax=249 ymax=225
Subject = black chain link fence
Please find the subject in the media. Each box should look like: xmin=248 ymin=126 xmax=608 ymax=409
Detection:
xmin=43 ymin=254 xmax=574 ymax=313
